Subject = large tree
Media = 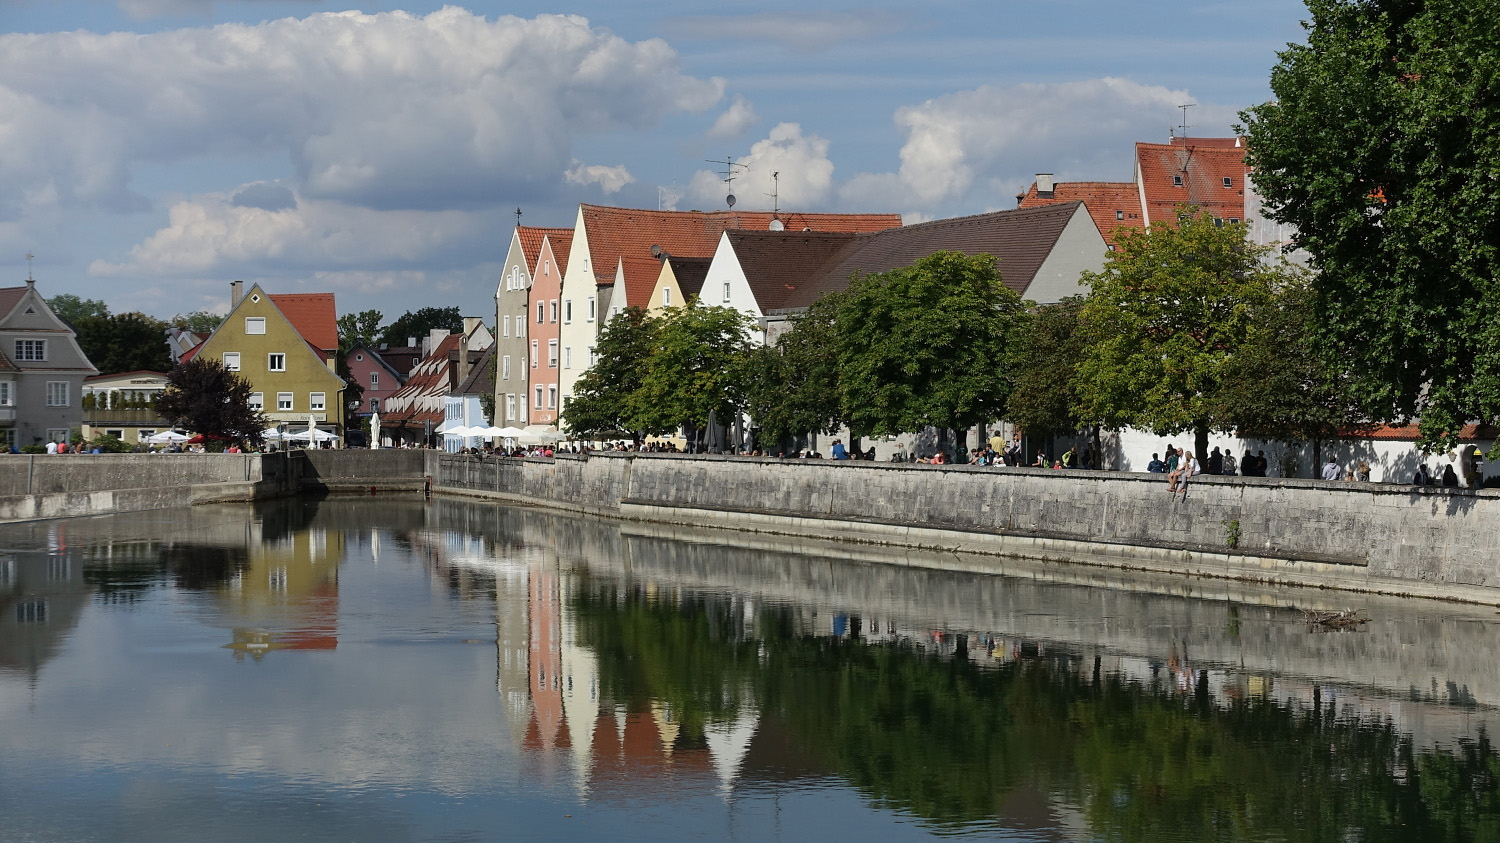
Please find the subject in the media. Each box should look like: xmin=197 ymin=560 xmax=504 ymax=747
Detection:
xmin=1073 ymin=210 xmax=1290 ymax=463
xmin=742 ymin=296 xmax=845 ymax=451
xmin=832 ymin=250 xmax=1024 ymax=446
xmin=155 ymin=358 xmax=268 ymax=449
xmin=1241 ymin=0 xmax=1500 ymax=451
xmin=561 ymin=306 xmax=661 ymax=437
xmin=379 ymin=307 xmax=461 ymax=347
xmin=337 ymin=309 xmax=384 ymax=356
xmin=631 ymin=304 xmax=755 ymax=442
xmin=72 ymin=312 xmax=172 ymax=373
xmin=1005 ymin=296 xmax=1088 ymax=441
xmin=170 ymin=311 xmax=223 ymax=334
xmin=47 ymin=293 xmax=109 ymax=325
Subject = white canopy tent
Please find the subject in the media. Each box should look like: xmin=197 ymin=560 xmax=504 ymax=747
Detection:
xmin=145 ymin=430 xmax=189 ymax=444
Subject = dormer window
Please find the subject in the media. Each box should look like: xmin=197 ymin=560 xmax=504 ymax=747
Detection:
xmin=1172 ymin=175 xmax=1184 ymax=187
xmin=1115 ymin=210 xmax=1124 ymax=221
xmin=1223 ymin=177 xmax=1233 ymax=188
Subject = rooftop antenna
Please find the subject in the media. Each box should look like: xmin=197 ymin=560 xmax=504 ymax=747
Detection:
xmin=765 ymin=172 xmax=785 ymax=230
xmin=24 ymin=251 xmax=34 ymax=281
xmin=706 ymin=156 xmax=749 ymax=209
xmin=1177 ymin=103 xmax=1195 ymax=139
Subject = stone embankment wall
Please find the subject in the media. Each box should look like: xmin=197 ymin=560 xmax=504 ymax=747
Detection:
xmin=0 ymin=453 xmax=279 ymax=522
xmin=435 ymin=452 xmax=1500 ymax=604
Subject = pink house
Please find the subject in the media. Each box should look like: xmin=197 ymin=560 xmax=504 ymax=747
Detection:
xmin=345 ymin=342 xmax=408 ymax=416
xmin=526 ymin=231 xmax=571 ymax=427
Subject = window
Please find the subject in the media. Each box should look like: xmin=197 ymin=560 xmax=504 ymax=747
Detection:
xmin=45 ymin=381 xmax=68 ymax=407
xmin=137 ymin=430 xmax=155 ymax=442
xmin=531 ymin=340 xmax=539 ymax=368
xmin=105 ymin=429 xmax=123 ymax=440
xmin=369 ymin=398 xmax=379 ymax=411
xmin=663 ymin=288 xmax=672 ymax=306
xmin=0 ymin=381 xmax=11 ymax=406
xmin=723 ymin=282 xmax=731 ymax=303
xmin=506 ymin=394 xmax=517 ymax=421
xmin=503 ymin=315 xmax=510 ymax=337
xmin=46 ymin=428 xmax=68 ymax=443
xmin=550 ymin=300 xmax=558 ymax=323
xmin=544 ymin=259 xmax=550 ymax=276
xmin=587 ymin=297 xmax=595 ymax=321
xmin=564 ymin=299 xmax=573 ymax=324
xmin=223 ymin=352 xmax=240 ymax=371
xmin=1172 ymin=175 xmax=1183 ymax=187
xmin=246 ymin=317 xmax=266 ymax=334
xmin=587 ymin=346 xmax=595 ymax=367
xmin=547 ymin=339 xmax=558 ymax=368
xmin=249 ymin=392 xmax=264 ymax=411
xmin=1223 ymin=177 xmax=1233 ymax=188
xmin=13 ymin=339 xmax=45 ymax=361
xmin=1115 ymin=210 xmax=1124 ymax=221
xmin=547 ymin=385 xmax=557 ymax=409
xmin=517 ymin=312 xmax=526 ymax=338
xmin=310 ymin=392 xmax=325 ymax=411
xmin=370 ymin=371 xmax=379 ymax=388
xmin=1227 ymin=217 xmax=1240 ymax=224
xmin=563 ymin=346 xmax=571 ymax=369
xmin=277 ymin=392 xmax=293 ymax=411
xmin=502 ymin=355 xmax=511 ymax=380
xmin=536 ymin=302 xmax=544 ymax=323
xmin=268 ymin=353 xmax=286 ymax=372
xmin=534 ymin=386 xmax=543 ymax=409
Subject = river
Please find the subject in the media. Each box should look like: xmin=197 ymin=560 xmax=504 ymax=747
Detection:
xmin=2 ymin=495 xmax=1497 ymax=841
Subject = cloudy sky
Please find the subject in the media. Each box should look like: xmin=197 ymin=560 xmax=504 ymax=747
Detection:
xmin=1 ymin=0 xmax=1310 ymax=322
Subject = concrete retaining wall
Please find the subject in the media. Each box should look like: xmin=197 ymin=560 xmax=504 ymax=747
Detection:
xmin=434 ymin=452 xmax=1500 ymax=603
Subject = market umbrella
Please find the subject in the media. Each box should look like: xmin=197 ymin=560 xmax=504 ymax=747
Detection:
xmin=145 ymin=430 xmax=189 ymax=444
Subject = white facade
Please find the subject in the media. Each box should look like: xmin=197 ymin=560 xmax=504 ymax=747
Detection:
xmin=557 ymin=207 xmax=597 ymax=423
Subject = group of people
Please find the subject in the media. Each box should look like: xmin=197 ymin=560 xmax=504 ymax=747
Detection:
xmin=1148 ymin=445 xmax=1277 ymax=479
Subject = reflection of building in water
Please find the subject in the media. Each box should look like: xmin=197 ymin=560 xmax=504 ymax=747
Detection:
xmin=214 ymin=526 xmax=343 ymax=658
xmin=0 ymin=523 xmax=92 ymax=680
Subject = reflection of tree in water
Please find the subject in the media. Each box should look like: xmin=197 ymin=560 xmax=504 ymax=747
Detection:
xmin=252 ymin=496 xmax=323 ymax=544
xmin=573 ymin=581 xmax=1500 ymax=839
xmin=159 ymin=544 xmax=252 ymax=591
xmin=83 ymin=542 xmax=251 ymax=598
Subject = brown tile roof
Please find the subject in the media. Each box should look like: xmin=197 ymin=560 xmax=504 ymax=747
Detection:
xmin=382 ymin=333 xmax=460 ymax=427
xmin=456 ymin=344 xmax=495 ymax=397
xmin=377 ymin=345 xmax=424 ymax=377
xmin=1017 ymin=181 xmax=1141 ymax=249
xmin=1135 ymin=140 xmax=1247 ymax=227
xmin=664 ymin=256 xmax=710 ymax=300
xmin=268 ymin=293 xmax=338 ymax=355
xmin=0 ymin=286 xmax=26 ymax=319
xmin=84 ymin=370 xmax=168 ymax=382
xmin=0 ymin=345 xmax=16 ymax=373
xmin=579 ymin=204 xmax=901 ymax=281
xmin=617 ymin=255 xmax=664 ymax=309
xmin=723 ymin=231 xmax=859 ymax=311
xmin=517 ymin=226 xmax=574 ymax=275
xmin=776 ymin=202 xmax=1086 ymax=312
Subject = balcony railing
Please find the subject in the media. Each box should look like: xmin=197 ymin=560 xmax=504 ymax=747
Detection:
xmin=84 ymin=407 xmax=170 ymax=425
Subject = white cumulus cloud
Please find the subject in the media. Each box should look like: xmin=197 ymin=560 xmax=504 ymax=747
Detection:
xmin=688 ymin=123 xmax=835 ymax=210
xmin=0 ymin=8 xmax=723 ymax=219
xmin=564 ymin=161 xmax=635 ymax=195
xmin=707 ymin=95 xmax=759 ymax=139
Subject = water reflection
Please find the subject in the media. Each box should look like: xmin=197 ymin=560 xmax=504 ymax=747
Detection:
xmin=1 ymin=496 xmax=1498 ymax=840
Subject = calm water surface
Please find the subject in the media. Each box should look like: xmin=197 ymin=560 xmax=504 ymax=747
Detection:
xmin=3 ymin=496 xmax=1499 ymax=841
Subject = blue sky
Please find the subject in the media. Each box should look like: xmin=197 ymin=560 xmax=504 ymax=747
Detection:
xmin=0 ymin=0 xmax=1311 ymax=322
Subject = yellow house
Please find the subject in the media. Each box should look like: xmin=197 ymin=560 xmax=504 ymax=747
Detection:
xmin=189 ymin=281 xmax=346 ymax=439
xmin=646 ymin=255 xmax=711 ymax=313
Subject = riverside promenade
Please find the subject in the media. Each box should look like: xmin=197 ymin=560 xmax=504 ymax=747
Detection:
xmin=3 ymin=450 xmax=1498 ymax=604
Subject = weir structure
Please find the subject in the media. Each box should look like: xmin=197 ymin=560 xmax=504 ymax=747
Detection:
xmin=2 ymin=450 xmax=1498 ymax=604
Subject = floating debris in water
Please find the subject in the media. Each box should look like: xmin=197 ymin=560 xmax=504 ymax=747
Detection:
xmin=1303 ymin=609 xmax=1369 ymax=630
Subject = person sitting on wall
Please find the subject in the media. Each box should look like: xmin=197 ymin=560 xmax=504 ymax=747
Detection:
xmin=1032 ymin=448 xmax=1047 ymax=467
xmin=831 ymin=439 xmax=848 ymax=460
xmin=1147 ymin=452 xmax=1166 ymax=473
xmin=1321 ymin=456 xmax=1342 ymax=481
xmin=1442 ymin=464 xmax=1460 ymax=487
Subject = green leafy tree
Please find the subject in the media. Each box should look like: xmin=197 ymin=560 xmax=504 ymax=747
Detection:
xmin=1215 ymin=275 xmax=1364 ymax=472
xmin=379 ymin=306 xmax=461 ymax=347
xmin=631 ymin=304 xmax=755 ymax=440
xmin=1240 ymin=0 xmax=1500 ymax=452
xmin=47 ymin=293 xmax=110 ymax=325
xmin=1074 ymin=210 xmax=1288 ymax=463
xmin=170 ymin=311 xmax=223 ymax=334
xmin=743 ymin=296 xmax=845 ymax=450
xmin=72 ymin=312 xmax=172 ymax=374
xmin=154 ymin=357 xmax=268 ymax=449
xmin=337 ymin=309 xmax=384 ymax=356
xmin=832 ymin=250 xmax=1024 ymax=446
xmin=1005 ymin=296 xmax=1088 ymax=440
xmin=562 ymin=307 xmax=661 ymax=437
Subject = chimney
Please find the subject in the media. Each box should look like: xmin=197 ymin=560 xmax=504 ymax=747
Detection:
xmin=230 ymin=280 xmax=243 ymax=307
xmin=458 ymin=329 xmax=472 ymax=390
xmin=407 ymin=336 xmax=417 ymax=349
xmin=1035 ymin=173 xmax=1055 ymax=198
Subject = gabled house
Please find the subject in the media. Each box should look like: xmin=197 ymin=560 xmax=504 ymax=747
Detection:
xmin=1015 ymin=177 xmax=1143 ymax=249
xmin=379 ymin=320 xmax=492 ymax=448
xmin=1134 ymin=136 xmax=1248 ymax=228
xmin=0 ymin=278 xmax=99 ymax=448
xmin=706 ymin=230 xmax=859 ymax=342
xmin=647 ymin=255 xmax=710 ymax=312
xmin=345 ymin=343 xmax=408 ymax=414
xmin=497 ymin=225 xmax=573 ymax=431
xmin=557 ymin=204 xmax=902 ymax=423
xmin=189 ymin=281 xmax=347 ymax=440
xmin=444 ymin=343 xmax=495 ymax=452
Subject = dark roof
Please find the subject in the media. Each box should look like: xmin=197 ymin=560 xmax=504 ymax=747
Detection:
xmin=775 ymin=202 xmax=1086 ymax=312
xmin=0 ymin=345 xmax=15 ymax=373
xmin=0 ymin=286 xmax=27 ymax=320
xmin=722 ymin=231 xmax=859 ymax=311
xmin=664 ymin=256 xmax=711 ymax=300
xmin=456 ymin=344 xmax=495 ymax=397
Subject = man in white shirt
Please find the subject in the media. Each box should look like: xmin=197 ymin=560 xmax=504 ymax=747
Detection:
xmin=45 ymin=440 xmax=57 ymax=455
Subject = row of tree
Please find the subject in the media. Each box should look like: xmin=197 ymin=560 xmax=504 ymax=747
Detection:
xmin=562 ymin=210 xmax=1356 ymax=462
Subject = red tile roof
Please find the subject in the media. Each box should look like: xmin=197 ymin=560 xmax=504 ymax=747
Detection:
xmin=1135 ymin=140 xmax=1247 ymax=227
xmin=776 ymin=202 xmax=1087 ymax=311
xmin=579 ymin=204 xmax=901 ymax=283
xmin=1339 ymin=423 xmax=1500 ymax=442
xmin=517 ymin=226 xmax=574 ymax=275
xmin=543 ymin=230 xmax=574 ymax=277
xmin=269 ymin=293 xmax=338 ymax=355
xmin=1016 ymin=181 xmax=1141 ymax=248
xmin=722 ymin=231 xmax=859 ymax=311
xmin=616 ymin=255 xmax=664 ymax=309
xmin=381 ymin=334 xmax=459 ymax=427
